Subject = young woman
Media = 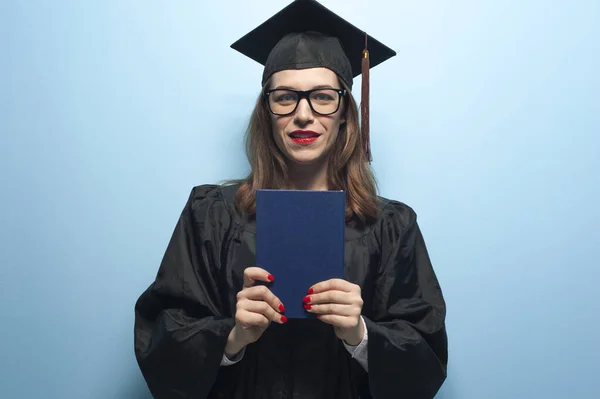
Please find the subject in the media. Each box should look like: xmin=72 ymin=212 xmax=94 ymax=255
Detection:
xmin=134 ymin=1 xmax=448 ymax=398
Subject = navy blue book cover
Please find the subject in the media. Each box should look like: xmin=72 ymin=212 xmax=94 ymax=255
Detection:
xmin=256 ymin=189 xmax=346 ymax=318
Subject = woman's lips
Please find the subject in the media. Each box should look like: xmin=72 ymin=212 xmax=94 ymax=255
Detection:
xmin=290 ymin=137 xmax=319 ymax=144
xmin=289 ymin=130 xmax=320 ymax=145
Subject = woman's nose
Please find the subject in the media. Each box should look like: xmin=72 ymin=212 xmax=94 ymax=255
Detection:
xmin=294 ymin=98 xmax=314 ymax=124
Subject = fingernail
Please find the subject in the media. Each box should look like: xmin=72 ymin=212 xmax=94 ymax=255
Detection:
xmin=304 ymin=304 xmax=312 ymax=310
xmin=268 ymin=274 xmax=275 ymax=281
xmin=279 ymin=304 xmax=285 ymax=312
xmin=303 ymin=296 xmax=311 ymax=303
xmin=307 ymin=288 xmax=314 ymax=294
xmin=281 ymin=315 xmax=288 ymax=323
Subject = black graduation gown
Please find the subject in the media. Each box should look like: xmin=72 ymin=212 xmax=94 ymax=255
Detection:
xmin=134 ymin=184 xmax=448 ymax=398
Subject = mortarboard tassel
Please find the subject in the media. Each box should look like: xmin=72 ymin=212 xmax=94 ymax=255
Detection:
xmin=361 ymin=32 xmax=371 ymax=163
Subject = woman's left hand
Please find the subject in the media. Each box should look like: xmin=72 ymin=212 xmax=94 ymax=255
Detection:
xmin=304 ymin=279 xmax=365 ymax=346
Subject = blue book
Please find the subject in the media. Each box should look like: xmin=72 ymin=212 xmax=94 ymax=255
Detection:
xmin=256 ymin=189 xmax=346 ymax=318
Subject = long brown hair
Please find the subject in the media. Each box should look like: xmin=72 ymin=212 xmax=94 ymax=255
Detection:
xmin=233 ymin=77 xmax=379 ymax=224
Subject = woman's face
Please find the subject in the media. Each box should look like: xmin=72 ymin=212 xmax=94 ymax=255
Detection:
xmin=268 ymin=68 xmax=345 ymax=166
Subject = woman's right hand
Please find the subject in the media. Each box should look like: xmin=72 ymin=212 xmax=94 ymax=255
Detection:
xmin=224 ymin=267 xmax=286 ymax=359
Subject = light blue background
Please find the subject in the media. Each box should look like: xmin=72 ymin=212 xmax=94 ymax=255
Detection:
xmin=1 ymin=0 xmax=598 ymax=398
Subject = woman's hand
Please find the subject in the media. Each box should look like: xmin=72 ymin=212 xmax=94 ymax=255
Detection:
xmin=225 ymin=267 xmax=287 ymax=358
xmin=303 ymin=279 xmax=365 ymax=346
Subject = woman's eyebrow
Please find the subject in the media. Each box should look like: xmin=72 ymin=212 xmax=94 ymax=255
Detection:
xmin=312 ymin=84 xmax=335 ymax=89
xmin=273 ymin=84 xmax=335 ymax=90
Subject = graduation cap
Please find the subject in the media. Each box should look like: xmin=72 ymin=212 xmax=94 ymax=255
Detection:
xmin=231 ymin=0 xmax=396 ymax=162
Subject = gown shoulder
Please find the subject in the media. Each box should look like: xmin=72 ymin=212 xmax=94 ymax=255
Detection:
xmin=178 ymin=182 xmax=247 ymax=232
xmin=377 ymin=194 xmax=418 ymax=227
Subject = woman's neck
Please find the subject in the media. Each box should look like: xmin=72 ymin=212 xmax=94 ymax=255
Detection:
xmin=285 ymin=160 xmax=329 ymax=191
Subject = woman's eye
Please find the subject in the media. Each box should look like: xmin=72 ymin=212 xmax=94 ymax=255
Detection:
xmin=312 ymin=92 xmax=335 ymax=102
xmin=275 ymin=94 xmax=296 ymax=102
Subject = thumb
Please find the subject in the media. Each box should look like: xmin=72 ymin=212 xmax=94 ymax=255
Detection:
xmin=243 ymin=266 xmax=274 ymax=288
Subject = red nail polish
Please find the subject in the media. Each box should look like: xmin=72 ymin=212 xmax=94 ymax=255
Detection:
xmin=267 ymin=274 xmax=275 ymax=281
xmin=281 ymin=315 xmax=288 ymax=323
xmin=304 ymin=304 xmax=312 ymax=310
xmin=307 ymin=288 xmax=314 ymax=294
xmin=279 ymin=304 xmax=285 ymax=312
xmin=303 ymin=296 xmax=311 ymax=303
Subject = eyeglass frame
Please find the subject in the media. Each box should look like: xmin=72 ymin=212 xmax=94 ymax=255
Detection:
xmin=263 ymin=88 xmax=347 ymax=116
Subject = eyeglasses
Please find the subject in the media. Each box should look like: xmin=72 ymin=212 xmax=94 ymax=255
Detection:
xmin=264 ymin=88 xmax=347 ymax=116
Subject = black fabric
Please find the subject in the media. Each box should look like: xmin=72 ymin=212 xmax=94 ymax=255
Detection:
xmin=134 ymin=184 xmax=448 ymax=398
xmin=263 ymin=31 xmax=354 ymax=90
xmin=230 ymin=0 xmax=397 ymax=89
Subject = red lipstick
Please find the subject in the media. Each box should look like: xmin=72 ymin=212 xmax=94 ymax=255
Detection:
xmin=289 ymin=130 xmax=320 ymax=145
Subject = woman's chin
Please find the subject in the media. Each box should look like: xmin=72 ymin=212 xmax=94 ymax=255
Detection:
xmin=287 ymin=149 xmax=325 ymax=165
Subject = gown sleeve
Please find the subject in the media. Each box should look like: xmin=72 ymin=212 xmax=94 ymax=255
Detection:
xmin=133 ymin=185 xmax=235 ymax=399
xmin=364 ymin=202 xmax=448 ymax=398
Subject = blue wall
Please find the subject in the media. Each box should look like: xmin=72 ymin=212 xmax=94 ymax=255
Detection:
xmin=1 ymin=1 xmax=598 ymax=397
